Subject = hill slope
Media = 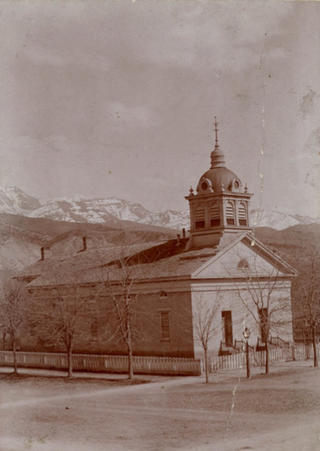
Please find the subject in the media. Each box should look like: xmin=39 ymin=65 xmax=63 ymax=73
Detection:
xmin=0 ymin=213 xmax=175 ymax=272
xmin=255 ymin=224 xmax=320 ymax=339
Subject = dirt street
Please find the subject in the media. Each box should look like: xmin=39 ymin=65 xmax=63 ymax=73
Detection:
xmin=0 ymin=362 xmax=319 ymax=450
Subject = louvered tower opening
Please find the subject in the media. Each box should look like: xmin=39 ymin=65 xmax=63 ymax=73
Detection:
xmin=238 ymin=202 xmax=247 ymax=226
xmin=209 ymin=201 xmax=220 ymax=227
xmin=226 ymin=201 xmax=235 ymax=225
xmin=195 ymin=207 xmax=205 ymax=229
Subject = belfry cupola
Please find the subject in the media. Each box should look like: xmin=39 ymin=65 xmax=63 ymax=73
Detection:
xmin=185 ymin=118 xmax=252 ymax=249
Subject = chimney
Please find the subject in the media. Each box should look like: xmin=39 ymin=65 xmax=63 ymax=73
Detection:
xmin=40 ymin=247 xmax=45 ymax=261
xmin=82 ymin=236 xmax=87 ymax=251
xmin=182 ymin=228 xmax=186 ymax=238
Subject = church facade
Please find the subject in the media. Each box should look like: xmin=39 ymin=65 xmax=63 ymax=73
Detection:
xmin=20 ymin=121 xmax=296 ymax=362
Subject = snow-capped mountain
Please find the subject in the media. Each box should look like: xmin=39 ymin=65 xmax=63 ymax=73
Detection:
xmin=27 ymin=197 xmax=190 ymax=229
xmin=0 ymin=186 xmax=41 ymax=215
xmin=250 ymin=208 xmax=320 ymax=230
xmin=0 ymin=186 xmax=319 ymax=231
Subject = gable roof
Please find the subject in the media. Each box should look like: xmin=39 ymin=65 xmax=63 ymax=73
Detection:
xmin=21 ymin=241 xmax=163 ymax=284
xmin=27 ymin=239 xmax=216 ymax=286
xmin=26 ymin=232 xmax=297 ymax=288
xmin=192 ymin=232 xmax=297 ymax=279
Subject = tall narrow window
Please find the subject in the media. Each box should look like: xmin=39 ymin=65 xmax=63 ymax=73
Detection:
xmin=238 ymin=202 xmax=247 ymax=226
xmin=209 ymin=201 xmax=220 ymax=227
xmin=221 ymin=311 xmax=233 ymax=347
xmin=160 ymin=311 xmax=170 ymax=340
xmin=225 ymin=201 xmax=235 ymax=225
xmin=259 ymin=308 xmax=268 ymax=343
xmin=91 ymin=319 xmax=98 ymax=338
xmin=195 ymin=206 xmax=205 ymax=229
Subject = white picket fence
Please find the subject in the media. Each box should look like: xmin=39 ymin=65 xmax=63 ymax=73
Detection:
xmin=0 ymin=343 xmax=317 ymax=377
xmin=203 ymin=342 xmax=319 ymax=373
xmin=0 ymin=351 xmax=201 ymax=376
xmin=293 ymin=342 xmax=320 ymax=361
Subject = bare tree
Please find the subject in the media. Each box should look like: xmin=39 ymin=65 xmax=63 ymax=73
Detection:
xmin=29 ymin=244 xmax=150 ymax=380
xmin=0 ymin=279 xmax=26 ymax=375
xmin=91 ymin=242 xmax=161 ymax=380
xmin=52 ymin=284 xmax=87 ymax=377
xmin=296 ymin=252 xmax=320 ymax=367
xmin=99 ymin=255 xmax=141 ymax=380
xmin=31 ymin=278 xmax=88 ymax=378
xmin=237 ymin=263 xmax=292 ymax=375
xmin=193 ymin=294 xmax=221 ymax=383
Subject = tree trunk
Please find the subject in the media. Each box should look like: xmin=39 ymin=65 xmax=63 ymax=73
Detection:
xmin=127 ymin=325 xmax=134 ymax=380
xmin=12 ymin=335 xmax=18 ymax=375
xmin=125 ymin=295 xmax=134 ymax=380
xmin=67 ymin=341 xmax=73 ymax=378
xmin=305 ymin=342 xmax=310 ymax=360
xmin=312 ymin=325 xmax=318 ymax=368
xmin=265 ymin=340 xmax=269 ymax=375
xmin=246 ymin=340 xmax=250 ymax=378
xmin=2 ymin=331 xmax=6 ymax=350
xmin=204 ymin=347 xmax=209 ymax=384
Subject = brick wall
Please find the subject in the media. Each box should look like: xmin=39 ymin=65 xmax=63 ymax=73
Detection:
xmin=20 ymin=281 xmax=195 ymax=359
xmin=10 ymin=274 xmax=293 ymax=361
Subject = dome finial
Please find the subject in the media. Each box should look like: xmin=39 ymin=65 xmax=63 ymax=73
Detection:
xmin=214 ymin=116 xmax=219 ymax=149
xmin=210 ymin=116 xmax=225 ymax=168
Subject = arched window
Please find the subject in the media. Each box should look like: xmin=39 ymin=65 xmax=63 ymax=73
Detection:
xmin=195 ymin=206 xmax=205 ymax=229
xmin=232 ymin=179 xmax=241 ymax=192
xmin=209 ymin=201 xmax=220 ymax=227
xmin=238 ymin=202 xmax=247 ymax=226
xmin=226 ymin=201 xmax=235 ymax=225
xmin=237 ymin=258 xmax=249 ymax=270
xmin=159 ymin=290 xmax=168 ymax=299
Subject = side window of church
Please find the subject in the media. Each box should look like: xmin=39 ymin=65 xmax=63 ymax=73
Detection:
xmin=91 ymin=319 xmax=98 ymax=338
xmin=195 ymin=207 xmax=205 ymax=229
xmin=238 ymin=202 xmax=247 ymax=226
xmin=259 ymin=308 xmax=268 ymax=343
xmin=160 ymin=311 xmax=170 ymax=341
xmin=226 ymin=201 xmax=235 ymax=225
xmin=221 ymin=310 xmax=233 ymax=347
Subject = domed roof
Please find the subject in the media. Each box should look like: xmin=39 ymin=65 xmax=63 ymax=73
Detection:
xmin=198 ymin=166 xmax=241 ymax=193
xmin=195 ymin=118 xmax=245 ymax=194
xmin=196 ymin=143 xmax=243 ymax=193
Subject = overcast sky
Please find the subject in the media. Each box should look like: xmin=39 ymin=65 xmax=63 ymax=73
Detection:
xmin=0 ymin=0 xmax=319 ymax=217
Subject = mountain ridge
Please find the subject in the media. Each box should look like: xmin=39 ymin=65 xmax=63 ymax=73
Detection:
xmin=0 ymin=185 xmax=319 ymax=231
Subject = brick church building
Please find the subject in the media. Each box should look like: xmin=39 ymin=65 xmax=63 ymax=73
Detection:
xmin=19 ymin=121 xmax=296 ymax=363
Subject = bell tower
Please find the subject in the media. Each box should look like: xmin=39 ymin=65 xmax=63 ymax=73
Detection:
xmin=185 ymin=118 xmax=252 ymax=249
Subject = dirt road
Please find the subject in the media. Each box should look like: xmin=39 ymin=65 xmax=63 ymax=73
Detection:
xmin=0 ymin=362 xmax=319 ymax=450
